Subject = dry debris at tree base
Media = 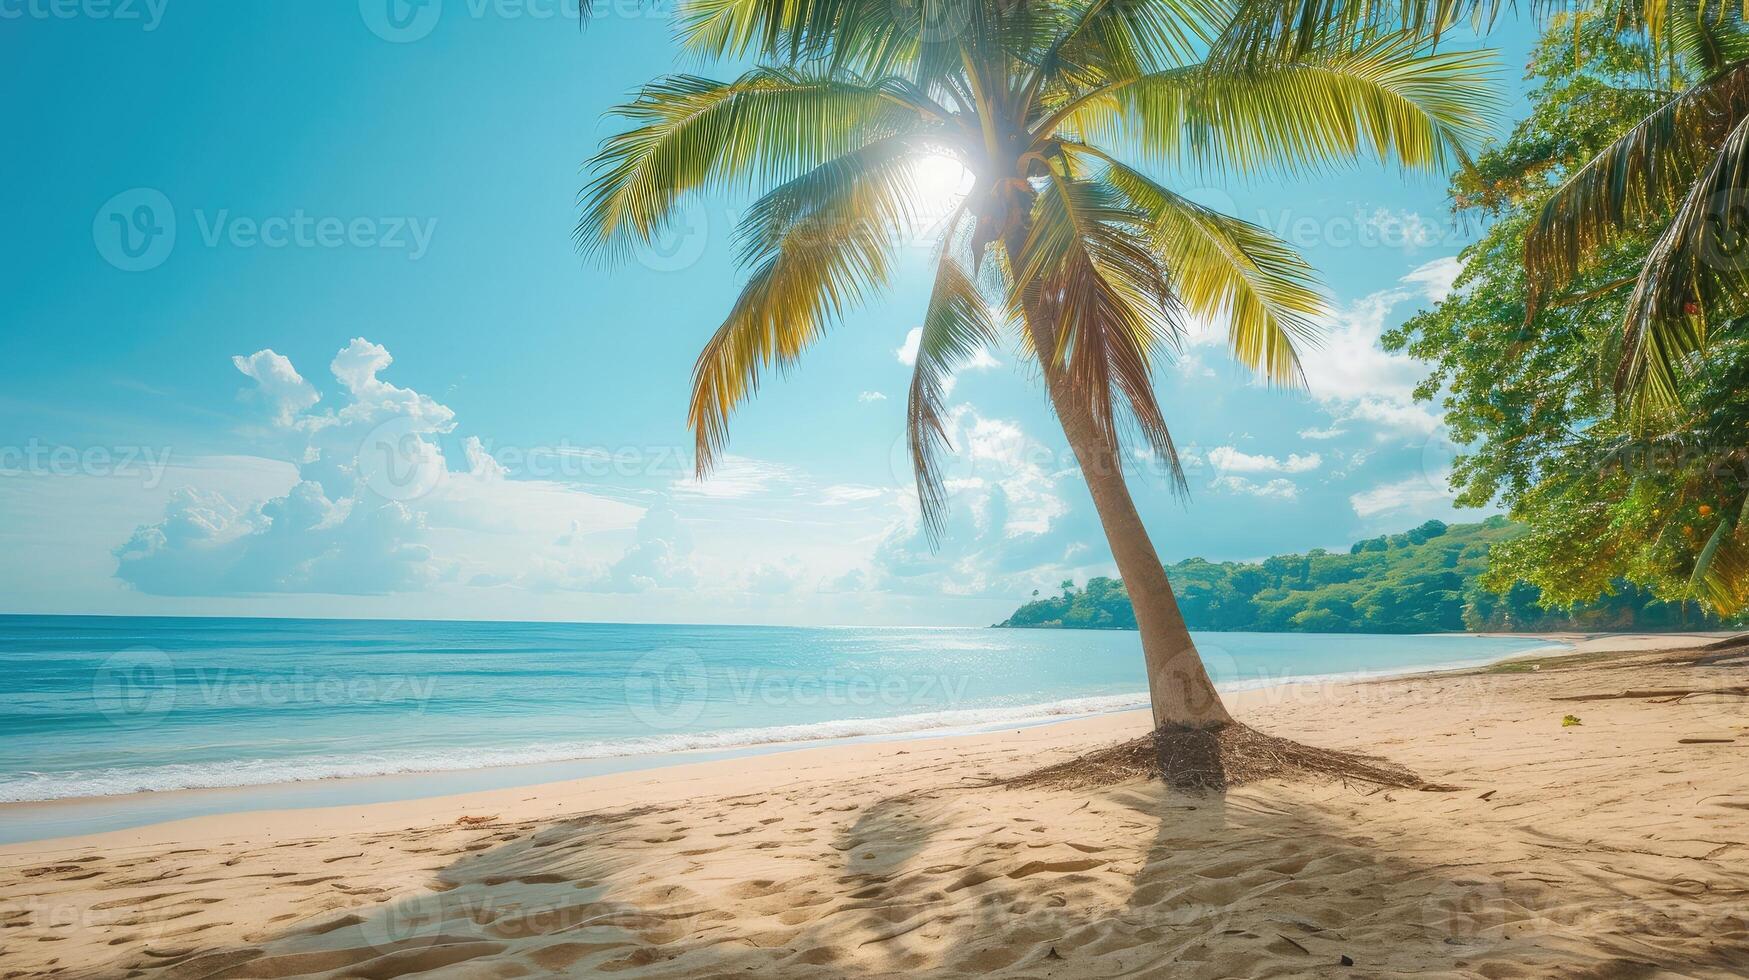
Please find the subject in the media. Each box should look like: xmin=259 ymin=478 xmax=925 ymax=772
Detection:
xmin=1006 ymin=723 xmax=1439 ymax=792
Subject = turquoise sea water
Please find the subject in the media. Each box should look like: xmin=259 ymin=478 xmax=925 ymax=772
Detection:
xmin=0 ymin=615 xmax=1559 ymax=807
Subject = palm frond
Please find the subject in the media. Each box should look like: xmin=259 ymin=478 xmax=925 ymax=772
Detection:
xmin=675 ymin=0 xmax=995 ymax=88
xmin=1689 ymin=494 xmax=1749 ymax=614
xmin=578 ymin=69 xmax=921 ymax=260
xmin=1035 ymin=0 xmax=1224 ymax=91
xmin=907 ymin=218 xmax=1002 ymax=541
xmin=1013 ymin=171 xmax=1188 ymax=492
xmin=689 ymin=143 xmax=922 ymax=473
xmin=1526 ymin=62 xmax=1749 ymax=309
xmin=674 ymin=0 xmax=866 ymax=62
xmin=1207 ymin=0 xmax=1506 ymax=66
xmin=1078 ymin=145 xmax=1324 ymax=385
xmin=1618 ymin=110 xmax=1749 ymax=409
xmin=1050 ymin=33 xmax=1499 ymax=177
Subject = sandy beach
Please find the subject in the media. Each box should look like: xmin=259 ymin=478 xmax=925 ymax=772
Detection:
xmin=4 ymin=631 xmax=1747 ymax=978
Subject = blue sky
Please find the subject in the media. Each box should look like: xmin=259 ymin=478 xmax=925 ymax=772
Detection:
xmin=0 ymin=2 xmax=1540 ymax=625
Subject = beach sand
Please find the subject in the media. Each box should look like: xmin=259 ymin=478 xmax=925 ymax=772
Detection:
xmin=4 ymin=632 xmax=1748 ymax=978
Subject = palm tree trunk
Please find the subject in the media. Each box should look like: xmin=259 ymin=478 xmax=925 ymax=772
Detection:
xmin=1039 ymin=365 xmax=1234 ymax=730
xmin=1003 ymin=224 xmax=1233 ymax=732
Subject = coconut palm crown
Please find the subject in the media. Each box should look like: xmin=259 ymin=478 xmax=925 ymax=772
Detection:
xmin=578 ymin=0 xmax=1496 ymax=728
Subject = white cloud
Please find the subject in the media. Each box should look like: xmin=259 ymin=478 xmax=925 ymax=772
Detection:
xmin=1344 ymin=397 xmax=1441 ymax=436
xmin=116 ymin=483 xmax=435 ymax=596
xmin=231 ymin=350 xmax=319 ymax=426
xmin=116 ymin=339 xmax=639 ymax=597
xmin=1297 ymin=256 xmax=1462 ymax=438
xmin=858 ymin=390 xmax=887 ymax=403
xmin=1349 ymin=472 xmax=1456 ymax=519
xmin=1357 ymin=207 xmax=1442 ymax=250
xmin=673 ymin=455 xmax=801 ymax=499
xmin=1400 ymin=255 xmax=1463 ymax=301
xmin=746 ymin=558 xmax=803 ymax=594
xmin=896 ymin=327 xmax=923 ymax=366
xmin=1177 ymin=256 xmax=1455 ymax=440
xmin=1207 ymin=446 xmax=1322 ymax=474
xmin=1327 ymin=447 xmax=1374 ymax=479
xmin=1210 ymin=475 xmax=1300 ymax=500
xmin=328 ymin=337 xmax=455 ymax=433
xmin=866 ymin=405 xmax=1098 ymax=598
xmin=963 ymin=347 xmax=1001 ymax=370
xmin=593 ymin=500 xmax=697 ymax=593
xmin=821 ymin=484 xmax=887 ymax=504
xmin=463 ymin=436 xmax=506 ymax=478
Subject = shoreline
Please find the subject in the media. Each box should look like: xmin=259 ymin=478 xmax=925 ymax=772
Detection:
xmin=4 ymin=629 xmax=1744 ymax=978
xmin=0 ymin=632 xmax=1596 ymax=844
xmin=0 ymin=631 xmax=1712 ymax=851
xmin=1 ymin=628 xmax=1566 ymax=809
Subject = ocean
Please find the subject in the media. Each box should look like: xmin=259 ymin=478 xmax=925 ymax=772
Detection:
xmin=0 ymin=615 xmax=1559 ymax=809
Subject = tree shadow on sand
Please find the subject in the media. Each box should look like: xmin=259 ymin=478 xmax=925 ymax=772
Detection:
xmin=121 ymin=728 xmax=1749 ymax=980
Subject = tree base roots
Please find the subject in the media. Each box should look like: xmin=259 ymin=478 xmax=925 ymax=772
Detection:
xmin=1005 ymin=722 xmax=1440 ymax=793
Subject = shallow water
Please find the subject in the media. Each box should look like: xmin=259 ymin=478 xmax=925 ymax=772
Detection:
xmin=0 ymin=614 xmax=1557 ymax=805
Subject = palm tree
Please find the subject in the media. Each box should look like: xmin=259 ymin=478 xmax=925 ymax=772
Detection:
xmin=1523 ymin=3 xmax=1749 ymax=410
xmin=578 ymin=0 xmax=1495 ymax=732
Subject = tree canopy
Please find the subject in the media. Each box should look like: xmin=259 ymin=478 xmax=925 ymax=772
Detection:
xmin=998 ymin=518 xmax=1726 ymax=632
xmin=1384 ymin=11 xmax=1749 ymax=617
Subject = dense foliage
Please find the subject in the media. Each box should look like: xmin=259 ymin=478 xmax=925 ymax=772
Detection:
xmin=998 ymin=518 xmax=1723 ymax=632
xmin=1383 ymin=13 xmax=1749 ymax=617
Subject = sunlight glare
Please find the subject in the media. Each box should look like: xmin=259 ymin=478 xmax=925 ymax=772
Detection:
xmin=911 ymin=154 xmax=976 ymax=205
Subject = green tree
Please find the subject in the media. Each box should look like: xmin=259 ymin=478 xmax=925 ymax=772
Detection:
xmin=1523 ymin=2 xmax=1749 ymax=410
xmin=1386 ymin=11 xmax=1749 ymax=616
xmin=579 ymin=0 xmax=1495 ymax=729
xmin=997 ymin=518 xmax=1724 ymax=631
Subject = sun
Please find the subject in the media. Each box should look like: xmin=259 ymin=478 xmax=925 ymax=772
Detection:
xmin=911 ymin=153 xmax=976 ymax=204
